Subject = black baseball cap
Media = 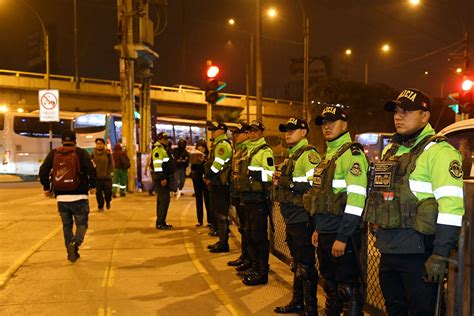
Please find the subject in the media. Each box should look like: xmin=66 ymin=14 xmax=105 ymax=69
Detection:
xmin=384 ymin=88 xmax=431 ymax=112
xmin=248 ymin=120 xmax=265 ymax=131
xmin=157 ymin=132 xmax=171 ymax=140
xmin=206 ymin=121 xmax=228 ymax=132
xmin=314 ymin=106 xmax=348 ymax=126
xmin=279 ymin=117 xmax=309 ymax=132
xmin=61 ymin=130 xmax=76 ymax=142
xmin=230 ymin=122 xmax=249 ymax=134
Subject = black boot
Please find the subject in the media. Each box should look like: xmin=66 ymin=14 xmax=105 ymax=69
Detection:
xmin=235 ymin=260 xmax=252 ymax=271
xmin=227 ymin=257 xmax=244 ymax=267
xmin=209 ymin=242 xmax=229 ymax=253
xmin=339 ymin=285 xmax=364 ymax=316
xmin=298 ymin=264 xmax=318 ymax=316
xmin=274 ymin=273 xmax=304 ymax=314
xmin=323 ymin=280 xmax=343 ymax=316
xmin=242 ymin=265 xmax=268 ymax=286
xmin=207 ymin=241 xmax=220 ymax=249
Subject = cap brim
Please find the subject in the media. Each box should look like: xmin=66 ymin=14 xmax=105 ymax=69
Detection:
xmin=279 ymin=123 xmax=301 ymax=132
xmin=384 ymin=100 xmax=426 ymax=112
xmin=314 ymin=114 xmax=339 ymax=126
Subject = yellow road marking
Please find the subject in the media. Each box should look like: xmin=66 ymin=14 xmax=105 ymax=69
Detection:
xmin=0 ymin=225 xmax=62 ymax=288
xmin=181 ymin=202 xmax=242 ymax=316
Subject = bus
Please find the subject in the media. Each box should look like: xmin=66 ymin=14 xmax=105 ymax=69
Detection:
xmin=74 ymin=112 xmax=122 ymax=152
xmin=355 ymin=132 xmax=392 ymax=162
xmin=0 ymin=110 xmax=76 ymax=181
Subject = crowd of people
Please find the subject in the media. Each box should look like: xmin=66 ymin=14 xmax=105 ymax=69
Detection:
xmin=39 ymin=88 xmax=466 ymax=316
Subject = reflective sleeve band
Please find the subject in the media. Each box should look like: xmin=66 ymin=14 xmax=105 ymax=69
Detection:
xmin=214 ymin=157 xmax=225 ymax=165
xmin=344 ymin=205 xmax=364 ymax=216
xmin=347 ymin=184 xmax=367 ymax=196
xmin=155 ymin=159 xmax=163 ymax=163
xmin=293 ymin=176 xmax=309 ymax=183
xmin=154 ymin=167 xmax=163 ymax=172
xmin=437 ymin=213 xmax=463 ymax=227
xmin=225 ymin=158 xmax=231 ymax=162
xmin=163 ymin=157 xmax=170 ymax=162
xmin=424 ymin=142 xmax=437 ymax=151
xmin=434 ymin=186 xmax=464 ymax=199
xmin=332 ymin=179 xmax=347 ymax=188
xmin=211 ymin=166 xmax=220 ymax=173
xmin=409 ymin=180 xmax=433 ymax=194
xmin=306 ymin=168 xmax=315 ymax=177
xmin=248 ymin=166 xmax=264 ymax=171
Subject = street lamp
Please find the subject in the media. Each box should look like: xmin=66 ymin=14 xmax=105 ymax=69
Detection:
xmin=408 ymin=0 xmax=421 ymax=6
xmin=266 ymin=8 xmax=277 ymax=18
xmin=228 ymin=18 xmax=235 ymax=25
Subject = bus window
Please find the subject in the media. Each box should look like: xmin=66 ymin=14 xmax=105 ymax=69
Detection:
xmin=356 ymin=132 xmax=392 ymax=162
xmin=191 ymin=126 xmax=206 ymax=144
xmin=14 ymin=116 xmax=71 ymax=138
xmin=74 ymin=113 xmax=107 ymax=133
xmin=112 ymin=117 xmax=122 ymax=144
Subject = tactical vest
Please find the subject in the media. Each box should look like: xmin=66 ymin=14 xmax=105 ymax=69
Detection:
xmin=303 ymin=142 xmax=364 ymax=216
xmin=233 ymin=143 xmax=270 ymax=193
xmin=364 ymin=135 xmax=447 ymax=235
xmin=204 ymin=138 xmax=232 ymax=185
xmin=272 ymin=145 xmax=317 ymax=207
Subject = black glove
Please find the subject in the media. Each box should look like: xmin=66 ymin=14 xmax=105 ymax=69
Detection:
xmin=423 ymin=254 xmax=447 ymax=284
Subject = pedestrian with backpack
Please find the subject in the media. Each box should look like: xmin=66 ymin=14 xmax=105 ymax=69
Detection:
xmin=39 ymin=130 xmax=96 ymax=263
xmin=112 ymin=143 xmax=130 ymax=197
xmin=91 ymin=138 xmax=113 ymax=211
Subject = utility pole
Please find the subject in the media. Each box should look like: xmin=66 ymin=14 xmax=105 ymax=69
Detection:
xmin=255 ymin=0 xmax=263 ymax=121
xmin=117 ymin=0 xmax=137 ymax=192
xmin=73 ymin=0 xmax=80 ymax=89
xmin=303 ymin=16 xmax=309 ymax=121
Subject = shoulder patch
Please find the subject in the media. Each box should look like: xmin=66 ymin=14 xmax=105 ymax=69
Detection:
xmin=449 ymin=160 xmax=463 ymax=179
xmin=308 ymin=152 xmax=319 ymax=164
xmin=218 ymin=147 xmax=225 ymax=155
xmin=267 ymin=157 xmax=274 ymax=166
xmin=350 ymin=162 xmax=362 ymax=176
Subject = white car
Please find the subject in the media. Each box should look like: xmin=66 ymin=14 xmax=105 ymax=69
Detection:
xmin=439 ymin=119 xmax=474 ymax=181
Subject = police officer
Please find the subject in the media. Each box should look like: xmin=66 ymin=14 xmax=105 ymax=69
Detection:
xmin=304 ymin=106 xmax=368 ymax=315
xmin=204 ymin=121 xmax=233 ymax=253
xmin=237 ymin=120 xmax=275 ymax=286
xmin=364 ymin=88 xmax=465 ymax=315
xmin=273 ymin=118 xmax=321 ymax=315
xmin=227 ymin=123 xmax=252 ymax=267
xmin=151 ymin=132 xmax=175 ymax=229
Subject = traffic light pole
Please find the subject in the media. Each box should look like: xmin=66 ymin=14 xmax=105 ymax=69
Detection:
xmin=255 ymin=0 xmax=263 ymax=121
xmin=117 ymin=0 xmax=136 ymax=192
xmin=206 ymin=102 xmax=212 ymax=143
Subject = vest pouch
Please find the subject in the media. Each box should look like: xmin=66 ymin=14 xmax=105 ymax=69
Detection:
xmin=292 ymin=194 xmax=304 ymax=207
xmin=249 ymin=180 xmax=264 ymax=192
xmin=413 ymin=198 xmax=438 ymax=235
xmin=303 ymin=188 xmax=321 ymax=215
xmin=219 ymin=164 xmax=231 ymax=185
xmin=367 ymin=191 xmax=401 ymax=228
xmin=278 ymin=187 xmax=293 ymax=203
xmin=331 ymin=192 xmax=347 ymax=216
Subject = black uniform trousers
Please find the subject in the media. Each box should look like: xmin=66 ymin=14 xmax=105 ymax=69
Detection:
xmin=192 ymin=176 xmax=211 ymax=225
xmin=379 ymin=252 xmax=437 ymax=316
xmin=286 ymin=221 xmax=316 ymax=267
xmin=209 ymin=184 xmax=230 ymax=243
xmin=155 ymin=181 xmax=171 ymax=226
xmin=317 ymin=232 xmax=362 ymax=288
xmin=235 ymin=198 xmax=250 ymax=260
xmin=95 ymin=178 xmax=112 ymax=209
xmin=244 ymin=200 xmax=270 ymax=272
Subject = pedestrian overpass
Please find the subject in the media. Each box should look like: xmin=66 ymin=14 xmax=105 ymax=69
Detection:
xmin=0 ymin=69 xmax=302 ymax=135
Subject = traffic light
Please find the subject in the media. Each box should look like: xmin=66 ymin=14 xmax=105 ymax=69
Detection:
xmin=205 ymin=65 xmax=227 ymax=104
xmin=459 ymin=78 xmax=473 ymax=114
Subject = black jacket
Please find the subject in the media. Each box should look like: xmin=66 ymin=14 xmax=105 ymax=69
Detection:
xmin=39 ymin=145 xmax=96 ymax=196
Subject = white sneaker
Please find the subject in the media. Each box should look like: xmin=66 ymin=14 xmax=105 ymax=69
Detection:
xmin=176 ymin=189 xmax=182 ymax=199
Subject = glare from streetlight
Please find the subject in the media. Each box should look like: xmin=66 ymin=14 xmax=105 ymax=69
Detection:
xmin=0 ymin=105 xmax=8 ymax=113
xmin=17 ymin=108 xmax=25 ymax=113
xmin=424 ymin=71 xmax=429 ymax=75
xmin=267 ymin=7 xmax=277 ymax=18
xmin=409 ymin=0 xmax=420 ymax=6
xmin=456 ymin=68 xmax=463 ymax=74
xmin=228 ymin=18 xmax=235 ymax=25
xmin=345 ymin=49 xmax=352 ymax=56
xmin=381 ymin=44 xmax=391 ymax=53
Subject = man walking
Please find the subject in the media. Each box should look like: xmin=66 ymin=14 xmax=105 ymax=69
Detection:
xmin=365 ymin=89 xmax=465 ymax=315
xmin=112 ymin=143 xmax=130 ymax=197
xmin=274 ymin=118 xmax=320 ymax=315
xmin=39 ymin=130 xmax=96 ymax=263
xmin=91 ymin=138 xmax=113 ymax=211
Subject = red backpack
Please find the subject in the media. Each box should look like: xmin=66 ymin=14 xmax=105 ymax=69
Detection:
xmin=52 ymin=146 xmax=81 ymax=190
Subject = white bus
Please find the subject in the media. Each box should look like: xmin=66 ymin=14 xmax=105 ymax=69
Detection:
xmin=355 ymin=132 xmax=392 ymax=162
xmin=0 ymin=110 xmax=76 ymax=181
xmin=74 ymin=112 xmax=122 ymax=152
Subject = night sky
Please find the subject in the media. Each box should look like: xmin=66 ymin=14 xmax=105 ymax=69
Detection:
xmin=0 ymin=0 xmax=472 ymax=100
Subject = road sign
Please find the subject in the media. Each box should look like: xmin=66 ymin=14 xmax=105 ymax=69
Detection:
xmin=39 ymin=89 xmax=60 ymax=122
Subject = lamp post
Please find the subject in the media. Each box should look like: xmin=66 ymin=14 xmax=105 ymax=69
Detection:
xmin=364 ymin=43 xmax=391 ymax=85
xmin=296 ymin=0 xmax=310 ymax=121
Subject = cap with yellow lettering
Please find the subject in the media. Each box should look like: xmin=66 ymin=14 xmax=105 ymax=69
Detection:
xmin=314 ymin=105 xmax=348 ymax=126
xmin=206 ymin=121 xmax=228 ymax=132
xmin=384 ymin=88 xmax=431 ymax=112
xmin=279 ymin=117 xmax=309 ymax=132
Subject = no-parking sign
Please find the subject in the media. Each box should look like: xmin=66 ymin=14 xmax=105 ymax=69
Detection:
xmin=39 ymin=89 xmax=60 ymax=122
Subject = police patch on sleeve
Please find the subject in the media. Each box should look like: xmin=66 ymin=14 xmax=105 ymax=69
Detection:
xmin=350 ymin=162 xmax=362 ymax=176
xmin=267 ymin=157 xmax=274 ymax=166
xmin=218 ymin=147 xmax=224 ymax=155
xmin=449 ymin=160 xmax=463 ymax=179
xmin=309 ymin=152 xmax=319 ymax=164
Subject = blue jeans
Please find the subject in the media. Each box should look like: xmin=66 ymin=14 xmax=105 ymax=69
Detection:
xmin=58 ymin=199 xmax=90 ymax=247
